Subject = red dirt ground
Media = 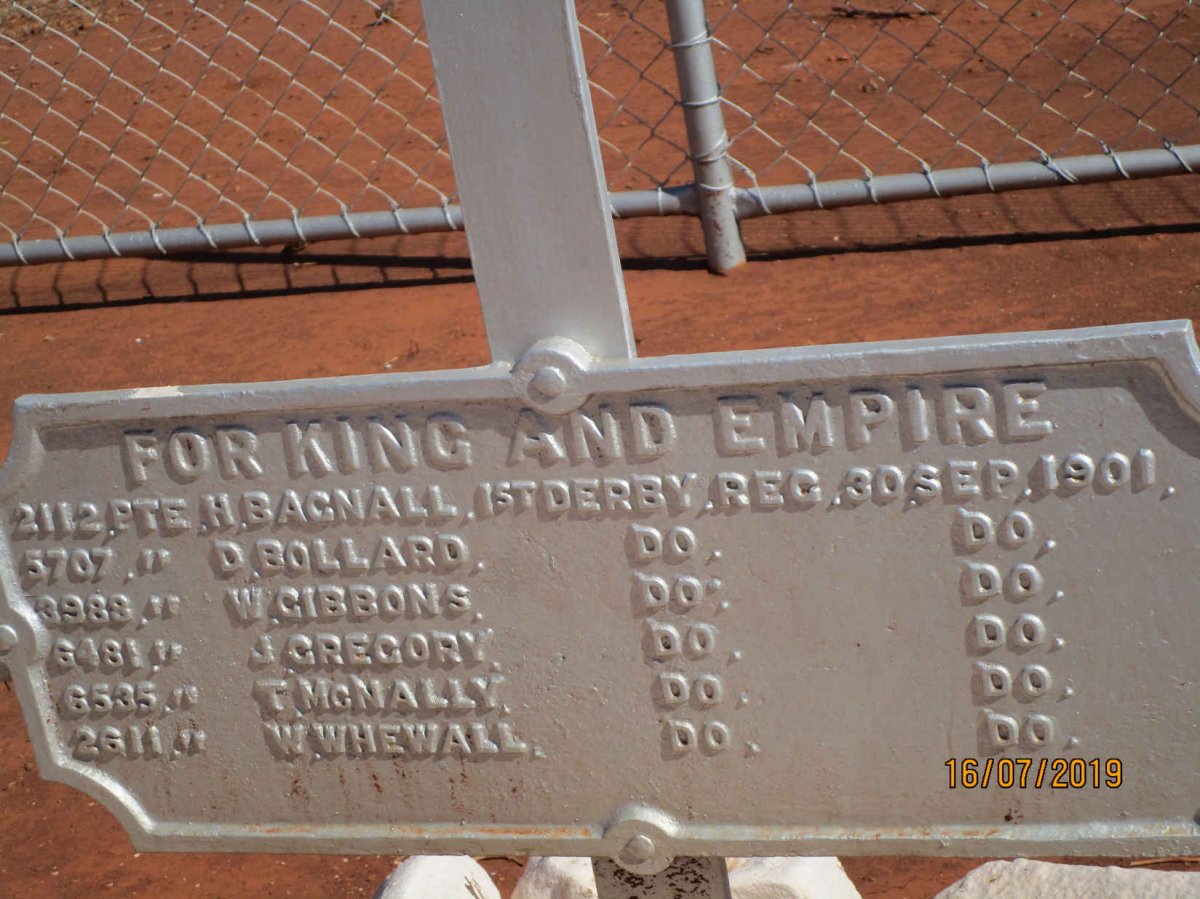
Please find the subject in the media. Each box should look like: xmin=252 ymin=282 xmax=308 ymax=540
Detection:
xmin=1 ymin=180 xmax=1199 ymax=896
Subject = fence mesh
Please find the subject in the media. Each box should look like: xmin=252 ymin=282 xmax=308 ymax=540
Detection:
xmin=578 ymin=0 xmax=693 ymax=191
xmin=710 ymin=0 xmax=1200 ymax=191
xmin=0 ymin=0 xmax=454 ymax=244
xmin=0 ymin=0 xmax=1197 ymax=255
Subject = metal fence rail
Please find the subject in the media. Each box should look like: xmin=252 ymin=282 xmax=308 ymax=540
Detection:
xmin=1 ymin=0 xmax=1197 ymax=270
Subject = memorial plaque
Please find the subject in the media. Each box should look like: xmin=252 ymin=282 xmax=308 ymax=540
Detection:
xmin=1 ymin=322 xmax=1198 ymax=865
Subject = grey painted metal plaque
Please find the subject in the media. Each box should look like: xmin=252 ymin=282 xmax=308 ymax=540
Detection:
xmin=1 ymin=321 xmax=1198 ymax=865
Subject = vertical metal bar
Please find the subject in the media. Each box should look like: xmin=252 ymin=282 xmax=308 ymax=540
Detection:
xmin=592 ymin=856 xmax=733 ymax=899
xmin=666 ymin=0 xmax=746 ymax=274
xmin=422 ymin=0 xmax=636 ymax=365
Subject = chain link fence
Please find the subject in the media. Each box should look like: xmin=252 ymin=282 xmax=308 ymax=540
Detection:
xmin=0 ymin=0 xmax=458 ymax=260
xmin=1 ymin=0 xmax=1197 ymax=267
xmin=712 ymin=0 xmax=1200 ymax=186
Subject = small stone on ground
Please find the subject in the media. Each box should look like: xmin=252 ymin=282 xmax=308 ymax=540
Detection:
xmin=512 ymin=856 xmax=597 ymax=899
xmin=934 ymin=858 xmax=1200 ymax=899
xmin=727 ymin=857 xmax=862 ymax=898
xmin=374 ymin=855 xmax=501 ymax=899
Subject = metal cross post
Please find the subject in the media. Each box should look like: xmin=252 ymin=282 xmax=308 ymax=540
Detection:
xmin=422 ymin=0 xmax=634 ymax=367
xmin=422 ymin=1 xmax=731 ymax=894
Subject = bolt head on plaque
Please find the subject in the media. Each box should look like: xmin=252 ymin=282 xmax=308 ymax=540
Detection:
xmin=622 ymin=834 xmax=656 ymax=863
xmin=512 ymin=336 xmax=593 ymax=414
xmin=530 ymin=366 xmax=567 ymax=399
xmin=604 ymin=804 xmax=679 ymax=874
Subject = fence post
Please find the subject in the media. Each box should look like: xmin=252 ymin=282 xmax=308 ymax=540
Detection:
xmin=666 ymin=0 xmax=746 ymax=274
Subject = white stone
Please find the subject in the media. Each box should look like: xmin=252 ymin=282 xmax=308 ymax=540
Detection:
xmin=934 ymin=858 xmax=1200 ymax=899
xmin=727 ymin=857 xmax=862 ymax=899
xmin=511 ymin=856 xmax=862 ymax=899
xmin=512 ymin=857 xmax=598 ymax=899
xmin=374 ymin=855 xmax=501 ymax=899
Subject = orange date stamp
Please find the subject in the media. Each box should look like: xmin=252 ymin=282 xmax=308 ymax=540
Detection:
xmin=945 ymin=757 xmax=1122 ymax=789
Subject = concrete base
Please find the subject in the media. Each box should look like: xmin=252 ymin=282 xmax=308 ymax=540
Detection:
xmin=374 ymin=855 xmax=501 ymax=899
xmin=511 ymin=856 xmax=862 ymax=898
xmin=935 ymin=859 xmax=1200 ymax=899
